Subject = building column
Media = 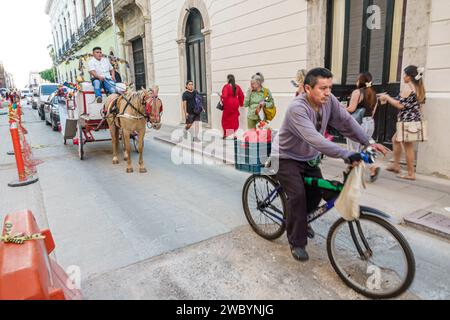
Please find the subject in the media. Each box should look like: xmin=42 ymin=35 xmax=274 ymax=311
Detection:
xmin=143 ymin=15 xmax=155 ymax=88
xmin=202 ymin=28 xmax=212 ymax=128
xmin=176 ymin=37 xmax=187 ymax=123
xmin=416 ymin=0 xmax=450 ymax=178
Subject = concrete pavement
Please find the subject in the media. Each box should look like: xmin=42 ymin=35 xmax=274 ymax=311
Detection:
xmin=1 ymin=105 xmax=450 ymax=300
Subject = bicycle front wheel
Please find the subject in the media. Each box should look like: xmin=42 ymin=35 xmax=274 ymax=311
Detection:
xmin=242 ymin=175 xmax=287 ymax=241
xmin=327 ymin=210 xmax=415 ymax=299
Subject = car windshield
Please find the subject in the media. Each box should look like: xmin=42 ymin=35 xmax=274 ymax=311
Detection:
xmin=41 ymin=85 xmax=58 ymax=96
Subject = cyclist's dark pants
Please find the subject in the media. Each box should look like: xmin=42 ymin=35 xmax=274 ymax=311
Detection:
xmin=276 ymin=159 xmax=323 ymax=248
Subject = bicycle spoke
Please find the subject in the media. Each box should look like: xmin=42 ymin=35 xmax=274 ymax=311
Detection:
xmin=328 ymin=215 xmax=413 ymax=298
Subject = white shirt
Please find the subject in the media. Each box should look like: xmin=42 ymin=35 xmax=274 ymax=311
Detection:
xmin=88 ymin=57 xmax=113 ymax=79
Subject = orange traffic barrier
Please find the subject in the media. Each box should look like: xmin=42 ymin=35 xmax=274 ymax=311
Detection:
xmin=0 ymin=211 xmax=83 ymax=300
xmin=8 ymin=122 xmax=38 ymax=188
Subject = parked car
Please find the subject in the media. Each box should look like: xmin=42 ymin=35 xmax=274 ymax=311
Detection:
xmin=31 ymin=96 xmax=38 ymax=109
xmin=44 ymin=93 xmax=63 ymax=132
xmin=21 ymin=89 xmax=32 ymax=100
xmin=37 ymin=83 xmax=58 ymax=121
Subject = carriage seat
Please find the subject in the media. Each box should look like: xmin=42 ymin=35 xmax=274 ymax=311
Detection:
xmin=80 ymin=82 xmax=127 ymax=95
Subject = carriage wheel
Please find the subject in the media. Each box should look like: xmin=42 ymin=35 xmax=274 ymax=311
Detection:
xmin=78 ymin=124 xmax=84 ymax=160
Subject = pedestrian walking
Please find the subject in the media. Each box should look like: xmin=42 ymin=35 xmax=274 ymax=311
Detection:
xmin=244 ymin=73 xmax=275 ymax=129
xmin=221 ymin=75 xmax=244 ymax=139
xmin=379 ymin=65 xmax=426 ymax=181
xmin=182 ymin=80 xmax=201 ymax=142
xmin=346 ymin=72 xmax=381 ymax=182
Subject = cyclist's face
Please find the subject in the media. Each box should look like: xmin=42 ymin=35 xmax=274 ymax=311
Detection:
xmin=305 ymin=78 xmax=333 ymax=105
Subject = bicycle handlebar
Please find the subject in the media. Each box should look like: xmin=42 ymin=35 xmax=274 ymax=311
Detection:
xmin=360 ymin=147 xmax=378 ymax=165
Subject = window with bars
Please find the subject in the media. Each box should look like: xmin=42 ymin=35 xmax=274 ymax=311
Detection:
xmin=132 ymin=38 xmax=146 ymax=90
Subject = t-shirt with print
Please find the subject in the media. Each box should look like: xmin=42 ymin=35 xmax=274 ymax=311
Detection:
xmin=88 ymin=57 xmax=113 ymax=80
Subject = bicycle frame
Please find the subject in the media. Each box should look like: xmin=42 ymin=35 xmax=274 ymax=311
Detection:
xmin=257 ymin=180 xmax=340 ymax=226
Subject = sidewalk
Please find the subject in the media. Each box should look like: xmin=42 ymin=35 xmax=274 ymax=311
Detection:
xmin=153 ymin=124 xmax=450 ymax=239
xmin=0 ymin=108 xmax=51 ymax=233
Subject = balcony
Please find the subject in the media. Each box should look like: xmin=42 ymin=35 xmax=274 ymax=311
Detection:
xmin=83 ymin=16 xmax=95 ymax=35
xmin=55 ymin=0 xmax=113 ymax=64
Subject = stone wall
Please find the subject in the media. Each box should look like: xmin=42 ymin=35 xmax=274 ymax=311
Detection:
xmin=150 ymin=0 xmax=309 ymax=129
xmin=417 ymin=0 xmax=450 ymax=178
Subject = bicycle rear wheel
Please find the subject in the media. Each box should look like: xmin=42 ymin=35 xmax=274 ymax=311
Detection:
xmin=327 ymin=210 xmax=415 ymax=299
xmin=242 ymin=175 xmax=286 ymax=240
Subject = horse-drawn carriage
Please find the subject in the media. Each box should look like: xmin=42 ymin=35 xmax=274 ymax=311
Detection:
xmin=59 ymin=82 xmax=163 ymax=172
xmin=60 ymin=82 xmax=115 ymax=160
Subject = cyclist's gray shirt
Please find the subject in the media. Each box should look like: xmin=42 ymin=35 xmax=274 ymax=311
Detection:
xmin=272 ymin=93 xmax=370 ymax=162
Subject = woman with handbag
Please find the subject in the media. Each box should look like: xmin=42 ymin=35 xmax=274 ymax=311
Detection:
xmin=346 ymin=72 xmax=381 ymax=182
xmin=221 ymin=74 xmax=244 ymax=139
xmin=379 ymin=65 xmax=426 ymax=181
xmin=244 ymin=73 xmax=275 ymax=129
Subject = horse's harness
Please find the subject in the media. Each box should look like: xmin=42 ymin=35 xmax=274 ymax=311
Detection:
xmin=102 ymin=93 xmax=162 ymax=131
xmin=115 ymin=94 xmax=149 ymax=121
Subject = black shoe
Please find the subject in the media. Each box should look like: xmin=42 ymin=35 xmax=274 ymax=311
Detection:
xmin=307 ymin=225 xmax=315 ymax=239
xmin=370 ymin=167 xmax=381 ymax=183
xmin=96 ymin=96 xmax=103 ymax=104
xmin=291 ymin=246 xmax=309 ymax=262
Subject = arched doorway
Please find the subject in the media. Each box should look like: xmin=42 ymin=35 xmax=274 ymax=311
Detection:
xmin=185 ymin=8 xmax=208 ymax=123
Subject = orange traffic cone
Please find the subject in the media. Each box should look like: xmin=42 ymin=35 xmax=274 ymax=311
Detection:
xmin=8 ymin=122 xmax=38 ymax=188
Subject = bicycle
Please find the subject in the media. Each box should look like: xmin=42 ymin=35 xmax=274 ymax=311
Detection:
xmin=242 ymin=149 xmax=416 ymax=299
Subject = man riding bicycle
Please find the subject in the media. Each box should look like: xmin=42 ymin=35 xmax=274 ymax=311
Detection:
xmin=272 ymin=68 xmax=388 ymax=262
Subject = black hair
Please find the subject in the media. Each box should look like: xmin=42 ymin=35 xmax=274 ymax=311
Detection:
xmin=227 ymin=74 xmax=237 ymax=97
xmin=93 ymin=47 xmax=102 ymax=52
xmin=304 ymin=68 xmax=334 ymax=88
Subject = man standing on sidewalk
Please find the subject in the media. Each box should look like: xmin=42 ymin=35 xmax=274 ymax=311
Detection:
xmin=182 ymin=80 xmax=201 ymax=143
xmin=88 ymin=47 xmax=117 ymax=103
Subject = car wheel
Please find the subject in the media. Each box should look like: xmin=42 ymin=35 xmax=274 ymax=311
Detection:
xmin=39 ymin=108 xmax=45 ymax=121
xmin=52 ymin=117 xmax=59 ymax=132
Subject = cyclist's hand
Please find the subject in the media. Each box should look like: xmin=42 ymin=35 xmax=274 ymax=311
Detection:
xmin=370 ymin=143 xmax=390 ymax=156
xmin=346 ymin=153 xmax=363 ymax=167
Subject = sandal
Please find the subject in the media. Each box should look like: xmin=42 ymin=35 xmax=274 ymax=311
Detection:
xmin=397 ymin=175 xmax=416 ymax=181
xmin=386 ymin=166 xmax=401 ymax=174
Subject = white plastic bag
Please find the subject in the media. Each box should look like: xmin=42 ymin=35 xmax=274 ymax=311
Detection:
xmin=335 ymin=163 xmax=366 ymax=221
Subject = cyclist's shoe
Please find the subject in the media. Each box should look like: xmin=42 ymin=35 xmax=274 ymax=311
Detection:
xmin=307 ymin=225 xmax=315 ymax=239
xmin=291 ymin=246 xmax=309 ymax=262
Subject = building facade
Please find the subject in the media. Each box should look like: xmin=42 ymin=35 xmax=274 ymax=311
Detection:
xmin=0 ymin=63 xmax=6 ymax=88
xmin=45 ymin=0 xmax=125 ymax=84
xmin=46 ymin=0 xmax=450 ymax=178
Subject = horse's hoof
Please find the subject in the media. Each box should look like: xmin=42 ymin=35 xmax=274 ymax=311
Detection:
xmin=139 ymin=168 xmax=148 ymax=174
xmin=113 ymin=160 xmax=119 ymax=165
xmin=126 ymin=168 xmax=134 ymax=174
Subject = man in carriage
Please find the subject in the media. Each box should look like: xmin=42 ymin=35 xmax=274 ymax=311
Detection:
xmin=88 ymin=47 xmax=117 ymax=104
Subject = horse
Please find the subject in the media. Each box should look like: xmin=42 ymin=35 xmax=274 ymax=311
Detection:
xmin=103 ymin=89 xmax=162 ymax=173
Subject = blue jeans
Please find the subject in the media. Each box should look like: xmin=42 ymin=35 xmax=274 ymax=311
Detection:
xmin=92 ymin=79 xmax=116 ymax=97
